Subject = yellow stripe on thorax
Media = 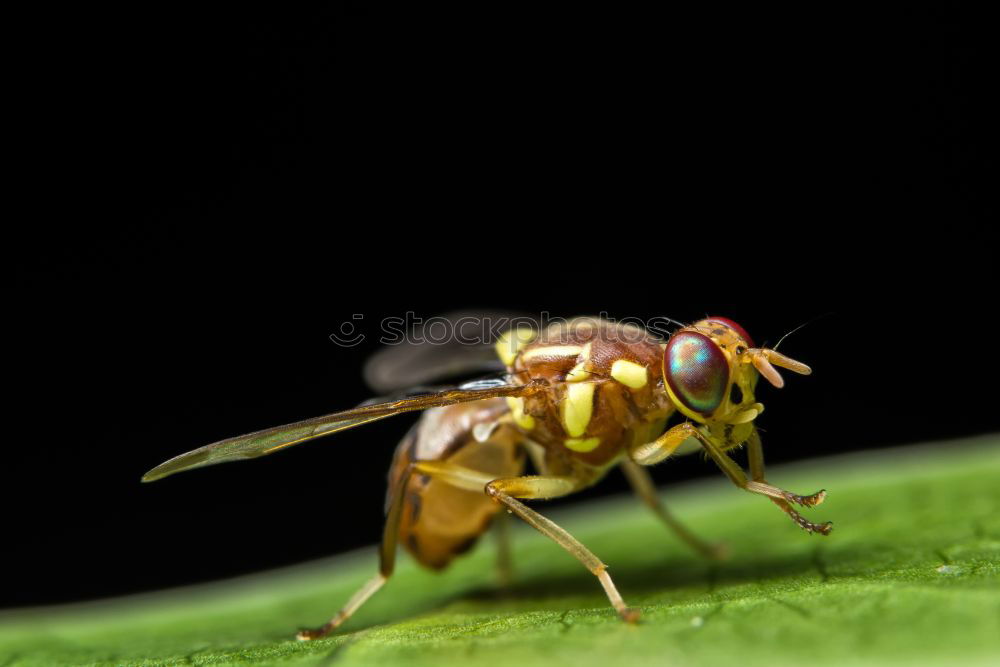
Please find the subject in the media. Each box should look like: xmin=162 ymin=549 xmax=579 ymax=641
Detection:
xmin=564 ymin=436 xmax=601 ymax=452
xmin=562 ymin=382 xmax=595 ymax=437
xmin=610 ymin=359 xmax=648 ymax=388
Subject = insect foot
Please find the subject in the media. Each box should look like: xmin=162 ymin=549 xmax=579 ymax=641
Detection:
xmin=620 ymin=607 xmax=642 ymax=623
xmin=784 ymin=504 xmax=834 ymax=536
xmin=296 ymin=628 xmax=329 ymax=641
xmin=296 ymin=616 xmax=345 ymax=641
xmin=788 ymin=488 xmax=827 ymax=508
xmin=705 ymin=541 xmax=731 ymax=561
xmin=812 ymin=521 xmax=834 ymax=536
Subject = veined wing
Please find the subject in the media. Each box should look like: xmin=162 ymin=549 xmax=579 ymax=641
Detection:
xmin=142 ymin=378 xmax=542 ymax=482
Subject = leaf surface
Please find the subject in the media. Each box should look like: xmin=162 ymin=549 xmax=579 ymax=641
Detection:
xmin=2 ymin=437 xmax=999 ymax=666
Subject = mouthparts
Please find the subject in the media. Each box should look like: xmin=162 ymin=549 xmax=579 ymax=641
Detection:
xmin=749 ymin=349 xmax=812 ymax=388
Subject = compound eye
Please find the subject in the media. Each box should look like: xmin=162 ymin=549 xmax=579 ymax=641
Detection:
xmin=664 ymin=331 xmax=730 ymax=416
xmin=706 ymin=316 xmax=755 ymax=348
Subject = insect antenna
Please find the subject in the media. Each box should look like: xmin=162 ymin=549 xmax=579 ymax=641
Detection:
xmin=659 ymin=316 xmax=690 ymax=329
xmin=772 ymin=312 xmax=833 ymax=351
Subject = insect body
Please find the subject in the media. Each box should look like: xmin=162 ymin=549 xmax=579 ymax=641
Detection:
xmin=143 ymin=316 xmax=826 ymax=639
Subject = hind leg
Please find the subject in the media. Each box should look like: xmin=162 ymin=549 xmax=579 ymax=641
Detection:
xmin=296 ymin=462 xmax=415 ymax=640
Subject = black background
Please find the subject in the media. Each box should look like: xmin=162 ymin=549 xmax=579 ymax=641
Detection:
xmin=5 ymin=3 xmax=992 ymax=607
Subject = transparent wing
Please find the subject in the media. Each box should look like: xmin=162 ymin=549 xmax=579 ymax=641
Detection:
xmin=362 ymin=310 xmax=539 ymax=393
xmin=142 ymin=377 xmax=541 ymax=482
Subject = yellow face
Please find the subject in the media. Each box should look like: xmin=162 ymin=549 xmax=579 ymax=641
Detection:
xmin=662 ymin=317 xmax=808 ymax=426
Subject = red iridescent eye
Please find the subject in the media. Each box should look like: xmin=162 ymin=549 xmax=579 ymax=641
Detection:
xmin=706 ymin=316 xmax=755 ymax=347
xmin=664 ymin=331 xmax=730 ymax=416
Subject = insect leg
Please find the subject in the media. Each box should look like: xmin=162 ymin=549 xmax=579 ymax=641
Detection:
xmin=745 ymin=429 xmax=825 ymax=505
xmin=377 ymin=461 xmax=637 ymax=622
xmin=493 ymin=509 xmax=514 ymax=587
xmin=629 ymin=423 xmax=831 ymax=535
xmin=484 ymin=475 xmax=640 ymax=623
xmin=746 ymin=429 xmax=832 ymax=534
xmin=628 ymin=422 xmax=700 ymax=466
xmin=619 ymin=459 xmax=728 ymax=560
xmin=296 ymin=461 xmax=416 ymax=640
xmin=697 ymin=429 xmax=832 ymax=535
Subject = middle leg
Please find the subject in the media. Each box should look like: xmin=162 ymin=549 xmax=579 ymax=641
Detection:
xmin=412 ymin=461 xmax=640 ymax=622
xmin=486 ymin=475 xmax=641 ymax=623
xmin=493 ymin=509 xmax=514 ymax=587
xmin=620 ymin=459 xmax=727 ymax=560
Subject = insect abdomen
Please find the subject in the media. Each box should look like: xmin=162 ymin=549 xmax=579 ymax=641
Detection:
xmin=387 ymin=399 xmax=524 ymax=570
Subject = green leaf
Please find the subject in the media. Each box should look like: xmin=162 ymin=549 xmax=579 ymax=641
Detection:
xmin=3 ymin=437 xmax=1000 ymax=666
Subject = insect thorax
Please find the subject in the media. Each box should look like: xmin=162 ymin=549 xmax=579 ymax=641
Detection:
xmin=501 ymin=318 xmax=674 ymax=469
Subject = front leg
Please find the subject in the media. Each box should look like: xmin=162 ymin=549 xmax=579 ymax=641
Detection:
xmin=629 ymin=423 xmax=832 ymax=535
xmin=746 ymin=429 xmax=832 ymax=535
